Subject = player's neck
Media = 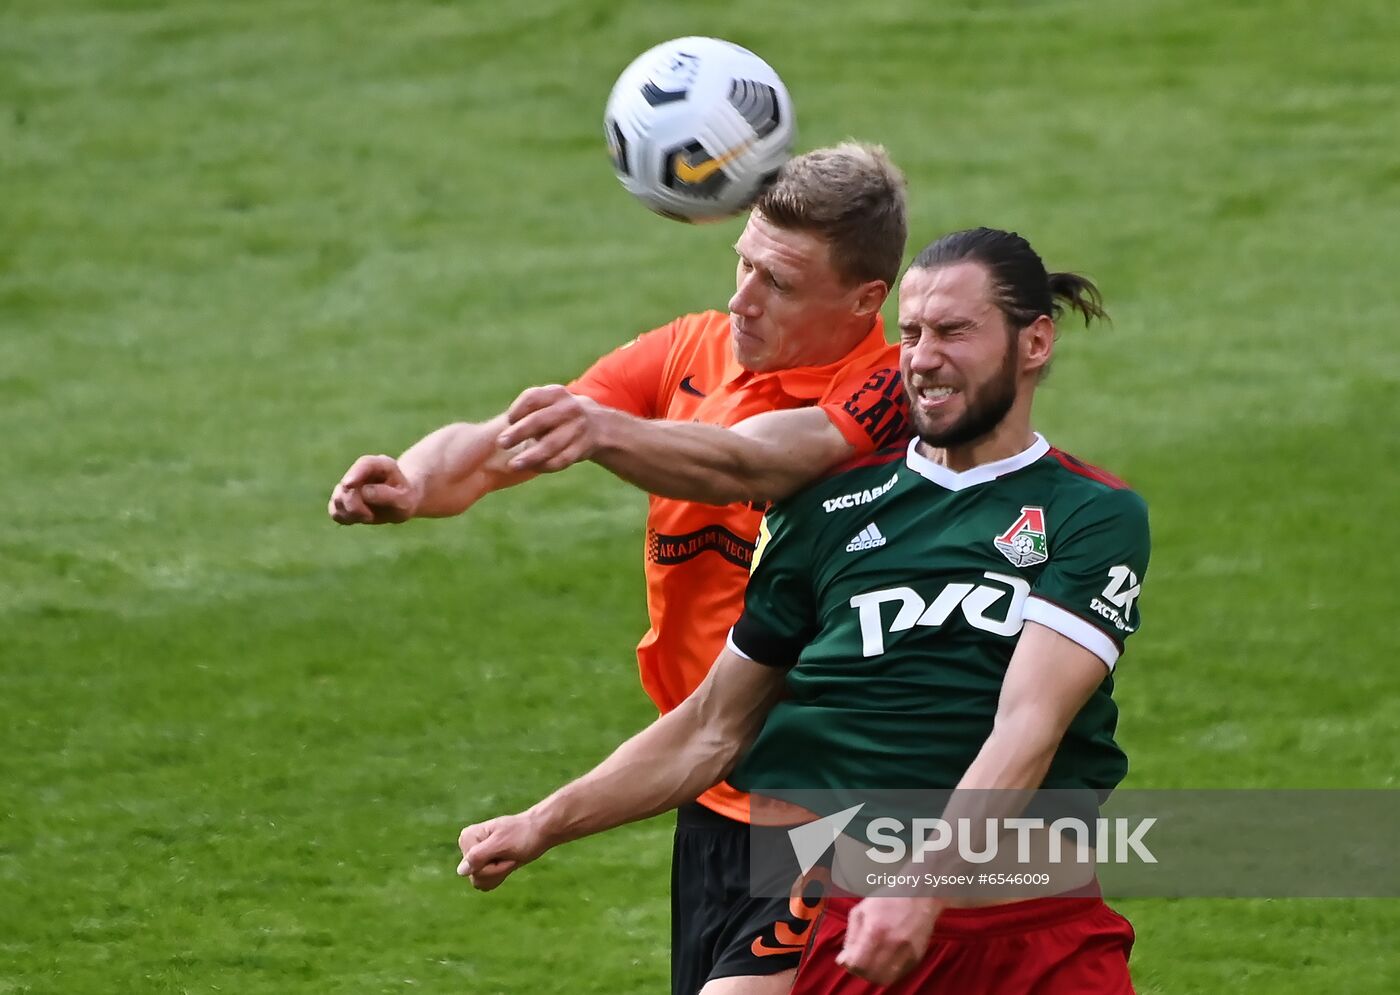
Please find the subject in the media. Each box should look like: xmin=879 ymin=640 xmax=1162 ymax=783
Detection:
xmin=803 ymin=314 xmax=879 ymax=367
xmin=916 ymin=418 xmax=1038 ymax=474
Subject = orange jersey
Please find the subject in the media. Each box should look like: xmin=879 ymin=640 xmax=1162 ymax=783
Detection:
xmin=571 ymin=310 xmax=908 ymax=822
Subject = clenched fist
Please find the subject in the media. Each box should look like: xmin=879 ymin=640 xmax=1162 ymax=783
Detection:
xmin=456 ymin=812 xmax=552 ymax=892
xmin=328 ymin=454 xmax=422 ymax=525
xmin=835 ymin=895 xmax=941 ymax=985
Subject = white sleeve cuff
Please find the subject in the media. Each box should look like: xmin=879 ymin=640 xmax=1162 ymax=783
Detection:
xmin=1022 ymin=597 xmax=1121 ymax=671
xmin=726 ymin=628 xmax=756 ymax=661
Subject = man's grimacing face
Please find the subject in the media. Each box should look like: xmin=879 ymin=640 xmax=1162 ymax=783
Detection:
xmin=897 ymin=262 xmax=1022 ymax=448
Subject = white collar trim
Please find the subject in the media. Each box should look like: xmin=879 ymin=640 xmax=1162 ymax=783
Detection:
xmin=904 ymin=433 xmax=1050 ymax=491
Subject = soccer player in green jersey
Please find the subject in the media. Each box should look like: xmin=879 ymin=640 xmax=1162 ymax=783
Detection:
xmin=460 ymin=228 xmax=1148 ymax=994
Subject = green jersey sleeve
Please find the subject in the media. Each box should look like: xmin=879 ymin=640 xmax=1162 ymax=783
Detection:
xmin=728 ymin=506 xmax=818 ymax=669
xmin=1022 ymin=487 xmax=1150 ymax=670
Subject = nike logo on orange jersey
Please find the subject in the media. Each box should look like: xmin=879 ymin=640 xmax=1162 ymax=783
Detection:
xmin=679 ymin=375 xmax=705 ymax=397
xmin=673 ymin=143 xmax=749 ymax=185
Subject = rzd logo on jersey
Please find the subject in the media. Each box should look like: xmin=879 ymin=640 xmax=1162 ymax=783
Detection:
xmin=848 ymin=572 xmax=1030 ymax=657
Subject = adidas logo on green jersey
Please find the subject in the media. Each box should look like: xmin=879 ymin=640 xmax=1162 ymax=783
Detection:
xmin=846 ymin=523 xmax=887 ymax=552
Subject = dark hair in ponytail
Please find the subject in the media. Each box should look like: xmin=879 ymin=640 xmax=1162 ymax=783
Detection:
xmin=910 ymin=227 xmax=1108 ymax=330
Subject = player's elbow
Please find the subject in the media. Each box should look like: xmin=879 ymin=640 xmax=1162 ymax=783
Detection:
xmin=704 ymin=476 xmax=779 ymax=507
xmin=653 ymin=469 xmax=773 ymax=507
xmin=688 ymin=724 xmax=748 ymax=784
xmin=684 ymin=433 xmax=792 ymax=504
xmin=710 ymin=456 xmax=807 ymax=505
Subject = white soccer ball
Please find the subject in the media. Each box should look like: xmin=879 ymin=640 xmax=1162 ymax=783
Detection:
xmin=603 ymin=37 xmax=797 ymax=223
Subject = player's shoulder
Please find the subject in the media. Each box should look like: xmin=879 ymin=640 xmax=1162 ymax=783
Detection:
xmin=826 ymin=442 xmax=908 ymax=481
xmin=821 ymin=339 xmax=902 ymax=402
xmin=668 ymin=310 xmax=730 ymax=344
xmin=599 ymin=311 xmax=723 ymax=364
xmin=769 ymin=443 xmax=908 ymax=525
xmin=836 ymin=339 xmax=901 ymax=376
xmin=1043 ymin=446 xmax=1134 ymax=491
xmin=1036 ymin=446 xmax=1148 ymax=525
xmin=655 ymin=310 xmax=730 ymax=370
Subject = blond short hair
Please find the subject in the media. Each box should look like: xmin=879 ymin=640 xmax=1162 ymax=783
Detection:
xmin=752 ymin=141 xmax=908 ymax=287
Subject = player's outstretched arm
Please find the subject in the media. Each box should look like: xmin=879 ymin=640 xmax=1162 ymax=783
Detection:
xmin=456 ymin=648 xmax=785 ymax=891
xmin=500 ymin=386 xmax=854 ymax=505
xmin=328 ymin=414 xmax=537 ymax=524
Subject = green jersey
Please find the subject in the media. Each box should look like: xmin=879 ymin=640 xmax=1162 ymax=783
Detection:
xmin=728 ymin=434 xmax=1150 ymax=796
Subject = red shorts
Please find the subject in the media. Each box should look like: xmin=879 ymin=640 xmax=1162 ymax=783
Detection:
xmin=793 ymin=895 xmax=1136 ymax=994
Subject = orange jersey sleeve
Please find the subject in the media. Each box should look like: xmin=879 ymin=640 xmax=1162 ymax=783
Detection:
xmin=569 ymin=321 xmax=678 ymax=418
xmin=819 ymin=346 xmax=910 ymax=454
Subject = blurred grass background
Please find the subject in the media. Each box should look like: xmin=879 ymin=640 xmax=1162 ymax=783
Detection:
xmin=2 ymin=0 xmax=1397 ymax=991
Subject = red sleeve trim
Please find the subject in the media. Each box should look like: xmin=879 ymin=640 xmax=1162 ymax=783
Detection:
xmin=824 ymin=444 xmax=906 ymax=478
xmin=1048 ymin=448 xmax=1130 ymax=490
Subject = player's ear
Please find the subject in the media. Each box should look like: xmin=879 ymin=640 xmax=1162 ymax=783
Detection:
xmin=1023 ymin=314 xmax=1055 ymax=374
xmin=851 ymin=279 xmax=889 ymax=318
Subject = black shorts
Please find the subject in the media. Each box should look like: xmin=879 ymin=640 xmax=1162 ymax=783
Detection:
xmin=670 ymin=802 xmax=826 ymax=995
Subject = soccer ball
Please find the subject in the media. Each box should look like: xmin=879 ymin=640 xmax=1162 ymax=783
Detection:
xmin=603 ymin=37 xmax=796 ymax=223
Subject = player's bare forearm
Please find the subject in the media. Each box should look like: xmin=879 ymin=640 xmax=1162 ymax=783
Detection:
xmin=527 ymin=651 xmax=784 ymax=847
xmin=459 ymin=628 xmax=784 ymax=891
xmin=398 ymin=414 xmax=536 ymax=518
xmin=961 ymin=622 xmax=1110 ymax=790
xmin=498 ymin=387 xmax=854 ymax=502
xmin=592 ymin=406 xmax=856 ymax=505
xmin=912 ymin=622 xmax=1112 ymax=872
xmin=953 ymin=706 xmax=1069 ymax=796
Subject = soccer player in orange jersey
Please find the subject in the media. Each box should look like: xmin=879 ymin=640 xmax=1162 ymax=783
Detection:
xmin=328 ymin=143 xmax=911 ymax=995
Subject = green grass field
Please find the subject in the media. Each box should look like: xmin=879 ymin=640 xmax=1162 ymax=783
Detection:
xmin=3 ymin=0 xmax=1398 ymax=991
